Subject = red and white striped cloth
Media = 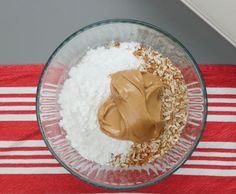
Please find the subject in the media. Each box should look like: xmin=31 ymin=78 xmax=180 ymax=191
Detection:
xmin=0 ymin=64 xmax=235 ymax=193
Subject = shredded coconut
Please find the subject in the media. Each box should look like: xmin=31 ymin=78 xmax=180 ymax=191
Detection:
xmin=58 ymin=42 xmax=140 ymax=165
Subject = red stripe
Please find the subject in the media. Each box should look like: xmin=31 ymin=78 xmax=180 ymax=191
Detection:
xmin=0 ymin=120 xmax=235 ymax=141
xmin=0 ymin=147 xmax=47 ymax=151
xmin=0 ymin=164 xmax=60 ymax=167
xmin=189 ymin=157 xmax=236 ymax=161
xmin=208 ymin=111 xmax=236 ymax=115
xmin=0 ymin=64 xmax=232 ymax=87
xmin=0 ymin=94 xmax=35 ymax=97
xmin=195 ymin=148 xmax=236 ymax=153
xmin=201 ymin=122 xmax=236 ymax=141
xmin=208 ymin=94 xmax=236 ymax=98
xmin=0 ymin=64 xmax=43 ymax=87
xmin=0 ymin=111 xmax=36 ymax=114
xmin=0 ymin=174 xmax=235 ymax=193
xmin=0 ymin=174 xmax=105 ymax=193
xmin=0 ymin=121 xmax=42 ymax=140
xmin=182 ymin=165 xmax=236 ymax=169
xmin=0 ymin=155 xmax=54 ymax=159
xmin=0 ymin=102 xmax=35 ymax=106
xmin=200 ymin=64 xmax=236 ymax=87
xmin=208 ymin=103 xmax=236 ymax=107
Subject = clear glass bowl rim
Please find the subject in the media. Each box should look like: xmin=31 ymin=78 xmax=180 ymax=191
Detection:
xmin=36 ymin=19 xmax=208 ymax=190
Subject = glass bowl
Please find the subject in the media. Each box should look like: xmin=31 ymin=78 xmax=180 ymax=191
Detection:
xmin=36 ymin=19 xmax=207 ymax=190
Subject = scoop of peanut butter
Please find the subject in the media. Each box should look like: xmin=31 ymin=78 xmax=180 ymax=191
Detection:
xmin=98 ymin=70 xmax=164 ymax=143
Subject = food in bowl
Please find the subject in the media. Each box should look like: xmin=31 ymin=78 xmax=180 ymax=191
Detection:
xmin=37 ymin=20 xmax=207 ymax=189
xmin=58 ymin=41 xmax=187 ymax=167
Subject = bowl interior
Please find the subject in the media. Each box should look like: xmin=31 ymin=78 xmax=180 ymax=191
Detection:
xmin=37 ymin=20 xmax=207 ymax=189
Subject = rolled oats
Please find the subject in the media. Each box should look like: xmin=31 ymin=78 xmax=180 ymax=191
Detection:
xmin=111 ymin=45 xmax=188 ymax=167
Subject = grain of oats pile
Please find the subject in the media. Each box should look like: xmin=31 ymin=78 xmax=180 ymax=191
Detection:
xmin=112 ymin=45 xmax=188 ymax=167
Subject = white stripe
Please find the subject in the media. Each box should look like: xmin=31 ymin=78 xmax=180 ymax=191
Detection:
xmin=0 ymin=105 xmax=230 ymax=112
xmin=0 ymin=167 xmax=68 ymax=174
xmin=0 ymin=112 xmax=235 ymax=123
xmin=0 ymin=87 xmax=36 ymax=94
xmin=0 ymin=106 xmax=35 ymax=111
xmin=207 ymin=88 xmax=236 ymax=95
xmin=0 ymin=87 xmax=234 ymax=95
xmin=0 ymin=114 xmax=36 ymax=121
xmin=2 ymin=159 xmax=236 ymax=166
xmin=0 ymin=167 xmax=235 ymax=176
xmin=0 ymin=140 xmax=235 ymax=149
xmin=1 ymin=114 xmax=234 ymax=122
xmin=175 ymin=168 xmax=236 ymax=176
xmin=207 ymin=115 xmax=236 ymax=122
xmin=186 ymin=160 xmax=236 ymax=166
xmin=2 ymin=150 xmax=235 ymax=158
xmin=0 ymin=159 xmax=58 ymax=164
xmin=0 ymin=105 xmax=235 ymax=112
xmin=3 ymin=150 xmax=231 ymax=158
xmin=208 ymin=98 xmax=236 ymax=103
xmin=192 ymin=152 xmax=236 ymax=157
xmin=208 ymin=106 xmax=236 ymax=112
xmin=0 ymin=151 xmax=51 ymax=156
xmin=0 ymin=140 xmax=45 ymax=148
xmin=0 ymin=98 xmax=35 ymax=102
xmin=198 ymin=142 xmax=236 ymax=149
xmin=1 ymin=151 xmax=235 ymax=158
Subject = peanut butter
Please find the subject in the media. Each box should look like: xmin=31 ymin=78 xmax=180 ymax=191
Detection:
xmin=98 ymin=70 xmax=164 ymax=143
